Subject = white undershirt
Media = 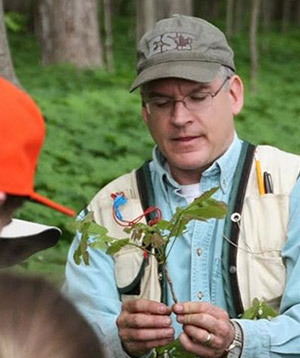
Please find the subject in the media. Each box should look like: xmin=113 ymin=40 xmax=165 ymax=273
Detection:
xmin=164 ymin=161 xmax=201 ymax=204
xmin=180 ymin=183 xmax=201 ymax=204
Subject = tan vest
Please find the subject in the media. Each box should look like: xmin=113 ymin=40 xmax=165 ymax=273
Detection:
xmin=88 ymin=170 xmax=161 ymax=302
xmin=88 ymin=145 xmax=300 ymax=311
xmin=235 ymin=145 xmax=300 ymax=311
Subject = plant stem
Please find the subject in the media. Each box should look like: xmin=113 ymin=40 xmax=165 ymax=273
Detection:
xmin=163 ymin=265 xmax=178 ymax=304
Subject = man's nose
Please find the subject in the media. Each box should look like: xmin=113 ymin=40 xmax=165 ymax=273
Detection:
xmin=170 ymin=99 xmax=193 ymax=126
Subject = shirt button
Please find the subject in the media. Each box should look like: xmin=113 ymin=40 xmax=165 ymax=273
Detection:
xmin=196 ymin=248 xmax=202 ymax=256
xmin=229 ymin=265 xmax=237 ymax=274
xmin=197 ymin=291 xmax=204 ymax=300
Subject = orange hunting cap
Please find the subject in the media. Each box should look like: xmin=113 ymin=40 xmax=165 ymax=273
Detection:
xmin=0 ymin=77 xmax=75 ymax=217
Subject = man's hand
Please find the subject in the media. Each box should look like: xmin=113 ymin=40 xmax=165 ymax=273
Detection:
xmin=117 ymin=299 xmax=175 ymax=357
xmin=173 ymin=302 xmax=235 ymax=357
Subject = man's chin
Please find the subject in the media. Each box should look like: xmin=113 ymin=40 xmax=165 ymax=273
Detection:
xmin=171 ymin=157 xmax=210 ymax=172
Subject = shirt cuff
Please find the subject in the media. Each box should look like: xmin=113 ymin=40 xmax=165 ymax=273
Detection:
xmin=236 ymin=319 xmax=271 ymax=358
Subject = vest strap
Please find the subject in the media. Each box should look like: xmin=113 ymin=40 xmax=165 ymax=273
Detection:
xmin=136 ymin=160 xmax=155 ymax=224
xmin=222 ymin=141 xmax=256 ymax=317
xmin=135 ymin=161 xmax=168 ymax=303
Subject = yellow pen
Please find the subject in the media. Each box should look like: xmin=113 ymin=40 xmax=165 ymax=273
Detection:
xmin=255 ymin=152 xmax=265 ymax=195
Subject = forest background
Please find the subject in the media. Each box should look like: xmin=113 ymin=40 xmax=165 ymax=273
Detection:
xmin=1 ymin=0 xmax=299 ymax=285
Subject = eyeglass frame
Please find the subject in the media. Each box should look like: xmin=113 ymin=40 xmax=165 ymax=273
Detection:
xmin=144 ymin=76 xmax=231 ymax=116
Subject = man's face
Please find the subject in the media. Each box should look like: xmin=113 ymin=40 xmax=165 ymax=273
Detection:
xmin=142 ymin=75 xmax=244 ymax=184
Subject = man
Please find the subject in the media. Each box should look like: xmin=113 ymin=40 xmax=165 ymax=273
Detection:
xmin=0 ymin=76 xmax=75 ymax=266
xmin=64 ymin=15 xmax=300 ymax=358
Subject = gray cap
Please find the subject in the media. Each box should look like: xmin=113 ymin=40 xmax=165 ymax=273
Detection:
xmin=130 ymin=15 xmax=235 ymax=92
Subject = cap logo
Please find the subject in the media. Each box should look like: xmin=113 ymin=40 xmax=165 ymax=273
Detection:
xmin=148 ymin=32 xmax=196 ymax=57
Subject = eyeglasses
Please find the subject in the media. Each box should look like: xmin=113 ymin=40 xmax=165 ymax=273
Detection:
xmin=144 ymin=77 xmax=231 ymax=116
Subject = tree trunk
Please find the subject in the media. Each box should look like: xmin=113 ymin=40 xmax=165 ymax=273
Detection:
xmin=281 ymin=0 xmax=293 ymax=32
xmin=195 ymin=0 xmax=210 ymax=19
xmin=0 ymin=0 xmax=20 ymax=86
xmin=234 ymin=0 xmax=244 ymax=32
xmin=294 ymin=0 xmax=300 ymax=25
xmin=211 ymin=0 xmax=221 ymax=20
xmin=250 ymin=0 xmax=261 ymax=93
xmin=3 ymin=0 xmax=32 ymax=13
xmin=103 ymin=0 xmax=114 ymax=72
xmin=226 ymin=0 xmax=234 ymax=38
xmin=157 ymin=0 xmax=193 ymax=20
xmin=262 ymin=0 xmax=273 ymax=33
xmin=261 ymin=0 xmax=274 ymax=52
xmin=136 ymin=0 xmax=157 ymax=41
xmin=36 ymin=0 xmax=103 ymax=68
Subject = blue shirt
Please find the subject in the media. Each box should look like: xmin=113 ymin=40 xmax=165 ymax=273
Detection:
xmin=63 ymin=134 xmax=300 ymax=357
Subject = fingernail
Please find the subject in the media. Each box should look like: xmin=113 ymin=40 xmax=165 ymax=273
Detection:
xmin=165 ymin=317 xmax=172 ymax=326
xmin=174 ymin=304 xmax=184 ymax=313
xmin=177 ymin=315 xmax=183 ymax=323
xmin=166 ymin=328 xmax=174 ymax=336
xmin=158 ymin=305 xmax=167 ymax=313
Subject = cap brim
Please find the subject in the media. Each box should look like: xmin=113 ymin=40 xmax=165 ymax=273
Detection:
xmin=30 ymin=192 xmax=75 ymax=217
xmin=0 ymin=219 xmax=61 ymax=268
xmin=130 ymin=61 xmax=222 ymax=92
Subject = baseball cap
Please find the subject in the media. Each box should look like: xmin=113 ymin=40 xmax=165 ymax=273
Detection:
xmin=130 ymin=15 xmax=235 ymax=92
xmin=0 ymin=77 xmax=75 ymax=217
xmin=0 ymin=219 xmax=61 ymax=268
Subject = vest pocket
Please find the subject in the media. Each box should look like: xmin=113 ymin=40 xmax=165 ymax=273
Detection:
xmin=114 ymin=246 xmax=161 ymax=303
xmin=237 ymin=194 xmax=288 ymax=311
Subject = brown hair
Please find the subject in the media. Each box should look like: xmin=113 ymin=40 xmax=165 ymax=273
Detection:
xmin=0 ymin=273 xmax=104 ymax=358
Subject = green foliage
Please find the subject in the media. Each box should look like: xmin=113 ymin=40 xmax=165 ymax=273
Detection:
xmin=152 ymin=338 xmax=197 ymax=358
xmin=242 ymin=298 xmax=278 ymax=320
xmin=73 ymin=188 xmax=227 ymax=267
xmin=148 ymin=297 xmax=279 ymax=358
xmin=73 ymin=188 xmax=227 ymax=357
xmin=4 ymin=12 xmax=28 ymax=33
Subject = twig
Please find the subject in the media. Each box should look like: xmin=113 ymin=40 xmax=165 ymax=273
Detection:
xmin=163 ymin=265 xmax=178 ymax=304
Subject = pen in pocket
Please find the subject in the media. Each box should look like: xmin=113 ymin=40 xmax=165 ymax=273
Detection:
xmin=263 ymin=172 xmax=273 ymax=194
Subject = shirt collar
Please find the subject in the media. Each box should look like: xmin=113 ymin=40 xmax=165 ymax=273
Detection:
xmin=207 ymin=133 xmax=243 ymax=193
xmin=152 ymin=132 xmax=243 ymax=194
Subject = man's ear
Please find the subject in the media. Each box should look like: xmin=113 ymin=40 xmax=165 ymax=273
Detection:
xmin=142 ymin=104 xmax=150 ymax=125
xmin=229 ymin=75 xmax=244 ymax=116
xmin=0 ymin=192 xmax=7 ymax=206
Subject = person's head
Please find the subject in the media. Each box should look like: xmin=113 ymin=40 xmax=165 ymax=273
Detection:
xmin=130 ymin=15 xmax=244 ymax=184
xmin=0 ymin=194 xmax=24 ymax=230
xmin=0 ymin=273 xmax=105 ymax=358
xmin=0 ymin=77 xmax=75 ymax=233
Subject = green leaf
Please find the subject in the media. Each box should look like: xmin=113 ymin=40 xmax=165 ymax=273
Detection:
xmin=155 ymin=220 xmax=173 ymax=231
xmin=85 ymin=222 xmax=109 ymax=236
xmin=242 ymin=298 xmax=278 ymax=320
xmin=82 ymin=251 xmax=90 ymax=265
xmin=260 ymin=302 xmax=278 ymax=319
xmin=142 ymin=232 xmax=153 ymax=247
xmin=106 ymin=239 xmax=130 ymax=255
xmin=185 ymin=205 xmax=227 ymax=220
xmin=90 ymin=240 xmax=108 ymax=251
xmin=151 ymin=338 xmax=198 ymax=358
xmin=73 ymin=247 xmax=82 ymax=265
xmin=192 ymin=187 xmax=218 ymax=204
xmin=123 ymin=227 xmax=133 ymax=234
xmin=69 ymin=211 xmax=94 ymax=233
